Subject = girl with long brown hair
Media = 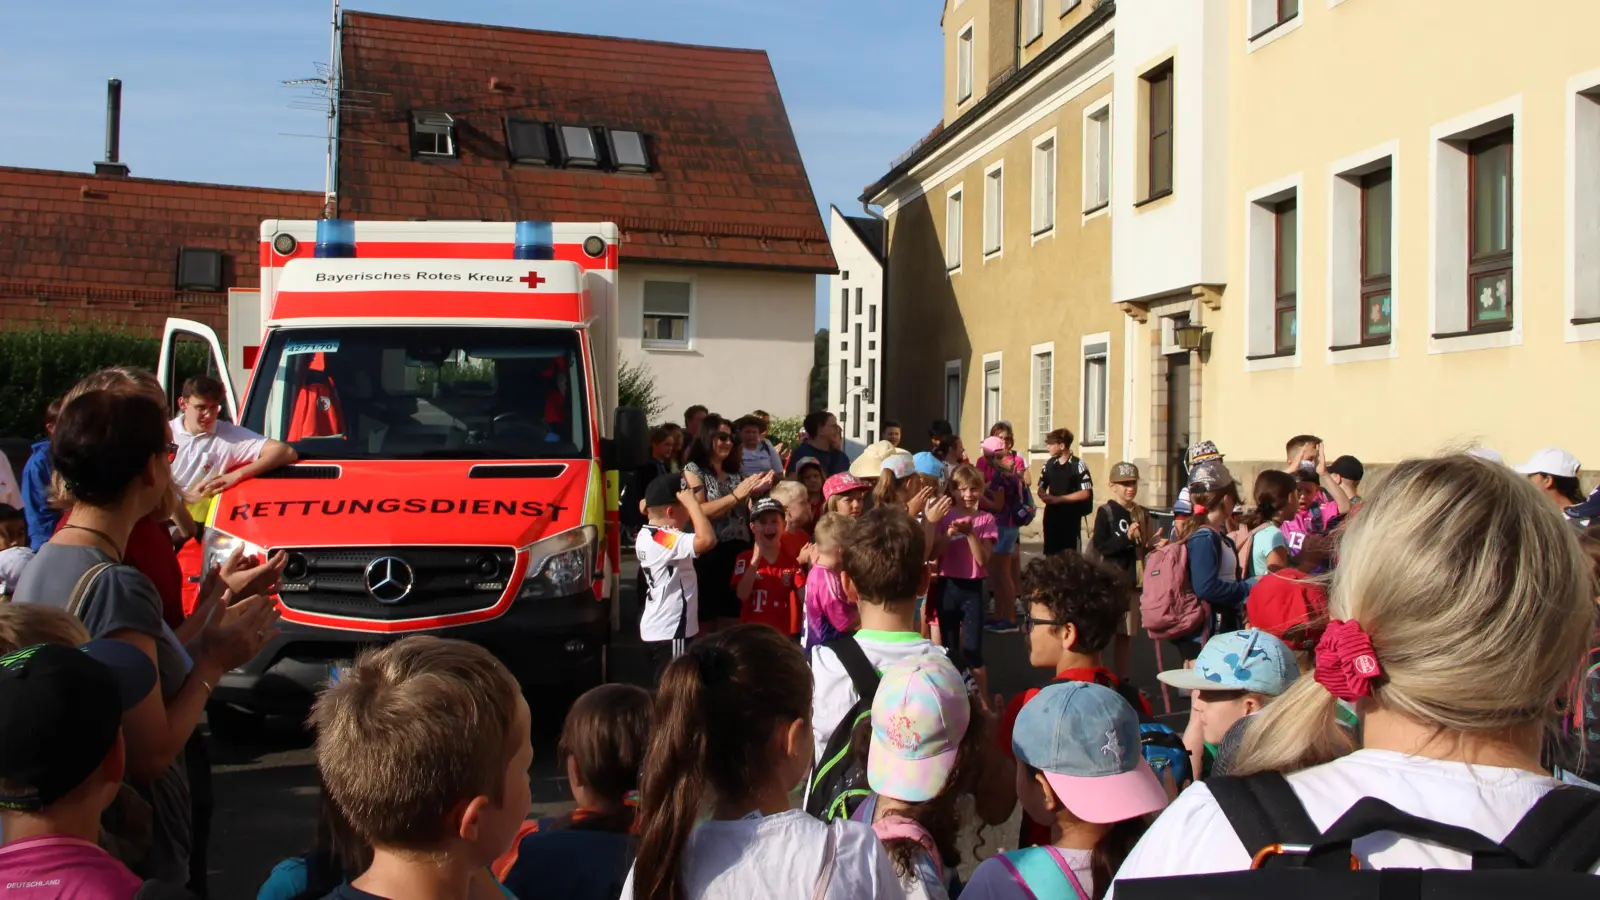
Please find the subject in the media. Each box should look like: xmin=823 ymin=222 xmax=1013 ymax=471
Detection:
xmin=624 ymin=625 xmax=900 ymax=900
xmin=1167 ymin=459 xmax=1252 ymax=660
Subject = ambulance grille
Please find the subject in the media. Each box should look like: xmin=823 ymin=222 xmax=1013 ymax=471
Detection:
xmin=275 ymin=546 xmax=516 ymax=621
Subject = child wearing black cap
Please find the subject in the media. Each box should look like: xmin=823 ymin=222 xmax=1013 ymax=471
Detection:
xmin=636 ymin=474 xmax=719 ymax=681
xmin=0 ymin=641 xmax=180 ymax=900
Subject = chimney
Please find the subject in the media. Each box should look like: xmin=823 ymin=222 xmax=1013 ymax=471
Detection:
xmin=94 ymin=78 xmax=130 ymax=177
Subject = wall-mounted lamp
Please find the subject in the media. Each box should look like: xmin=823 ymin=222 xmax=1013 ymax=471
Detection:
xmin=1173 ymin=321 xmax=1208 ymax=352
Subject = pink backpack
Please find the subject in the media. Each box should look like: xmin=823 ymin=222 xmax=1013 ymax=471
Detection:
xmin=1139 ymin=530 xmax=1209 ymax=640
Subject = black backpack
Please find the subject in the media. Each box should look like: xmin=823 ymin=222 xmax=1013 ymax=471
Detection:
xmin=1114 ymin=771 xmax=1600 ymax=900
xmin=805 ymin=635 xmax=880 ymax=822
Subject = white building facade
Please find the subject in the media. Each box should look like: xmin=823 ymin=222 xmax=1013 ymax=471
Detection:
xmin=826 ymin=206 xmax=887 ymax=454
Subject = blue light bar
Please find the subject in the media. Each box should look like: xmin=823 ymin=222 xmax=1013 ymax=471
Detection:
xmin=314 ymin=219 xmax=356 ymax=258
xmin=514 ymin=221 xmax=554 ymax=260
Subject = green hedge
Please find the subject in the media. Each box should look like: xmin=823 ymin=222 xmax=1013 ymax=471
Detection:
xmin=0 ymin=328 xmax=210 ymax=439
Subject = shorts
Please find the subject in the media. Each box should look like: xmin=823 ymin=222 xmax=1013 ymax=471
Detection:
xmin=693 ymin=539 xmax=748 ymax=622
xmin=1116 ymin=588 xmax=1141 ymax=636
xmin=994 ymin=525 xmax=1020 ymax=555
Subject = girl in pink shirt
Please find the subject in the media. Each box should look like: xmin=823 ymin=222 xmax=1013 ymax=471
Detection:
xmin=935 ymin=465 xmax=999 ymax=697
xmin=803 ymin=514 xmax=858 ymax=649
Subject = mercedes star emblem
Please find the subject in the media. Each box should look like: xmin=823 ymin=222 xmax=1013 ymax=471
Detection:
xmin=363 ymin=556 xmax=415 ymax=605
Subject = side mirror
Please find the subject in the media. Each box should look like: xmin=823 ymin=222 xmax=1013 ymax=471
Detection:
xmin=613 ymin=407 xmax=650 ymax=471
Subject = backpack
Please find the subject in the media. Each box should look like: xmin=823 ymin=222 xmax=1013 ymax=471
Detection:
xmin=1115 ymin=771 xmax=1600 ymax=900
xmin=992 ymin=846 xmax=1090 ymax=900
xmin=1107 ymin=677 xmax=1195 ymax=789
xmin=1230 ymin=522 xmax=1275 ymax=579
xmin=805 ymin=635 xmax=880 ymax=822
xmin=1139 ymin=529 xmax=1211 ymax=641
xmin=1245 ymin=569 xmax=1329 ymax=651
xmin=1013 ymin=482 xmax=1038 ymax=526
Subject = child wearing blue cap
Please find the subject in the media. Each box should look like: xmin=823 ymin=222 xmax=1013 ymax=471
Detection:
xmin=1155 ymin=629 xmax=1298 ymax=780
xmin=963 ymin=681 xmax=1169 ymax=900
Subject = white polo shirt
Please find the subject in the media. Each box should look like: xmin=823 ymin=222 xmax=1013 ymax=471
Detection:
xmin=169 ymin=415 xmax=267 ymax=494
xmin=634 ymin=524 xmax=700 ymax=642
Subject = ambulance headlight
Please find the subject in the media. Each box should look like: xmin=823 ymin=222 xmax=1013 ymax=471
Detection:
xmin=202 ymin=529 xmax=268 ymax=578
xmin=518 ymin=526 xmax=597 ymax=600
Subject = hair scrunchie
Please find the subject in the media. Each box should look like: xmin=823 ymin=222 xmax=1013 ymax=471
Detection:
xmin=690 ymin=642 xmax=734 ymax=686
xmin=1314 ymin=619 xmax=1383 ymax=701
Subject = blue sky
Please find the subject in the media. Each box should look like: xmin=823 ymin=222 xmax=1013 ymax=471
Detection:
xmin=1 ymin=0 xmax=944 ymax=329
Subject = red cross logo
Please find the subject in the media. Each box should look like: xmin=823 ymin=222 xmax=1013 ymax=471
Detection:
xmin=519 ymin=271 xmax=546 ymax=289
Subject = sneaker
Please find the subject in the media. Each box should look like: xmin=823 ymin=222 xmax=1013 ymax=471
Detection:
xmin=984 ymin=617 xmax=1019 ymax=634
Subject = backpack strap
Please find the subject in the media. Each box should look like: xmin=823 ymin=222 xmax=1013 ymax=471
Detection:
xmin=1498 ymin=786 xmax=1600 ymax=871
xmin=994 ymin=846 xmax=1087 ymax=900
xmin=812 ymin=821 xmax=837 ymax=900
xmin=1208 ymin=772 xmax=1321 ymax=862
xmin=823 ymin=635 xmax=881 ymax=704
xmin=872 ymin=814 xmax=945 ymax=881
xmin=66 ymin=562 xmax=115 ymax=619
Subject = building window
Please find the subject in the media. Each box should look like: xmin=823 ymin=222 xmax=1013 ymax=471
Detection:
xmin=1468 ymin=130 xmax=1513 ymax=331
xmin=1024 ymin=0 xmax=1043 ymax=45
xmin=867 ymin=430 xmax=876 ymax=443
xmin=944 ymin=361 xmax=963 ymax=432
xmin=176 ymin=248 xmax=224 ymax=292
xmin=505 ymin=119 xmax=554 ymax=166
xmin=1274 ymin=199 xmax=1298 ymax=354
xmin=984 ymin=164 xmax=1004 ymax=257
xmin=1249 ymin=0 xmax=1299 ymax=39
xmin=842 ymin=271 xmax=850 ymax=281
xmin=855 ymin=287 xmax=863 ymax=316
xmin=1061 ymin=0 xmax=1081 ymax=14
xmin=1030 ymin=346 xmax=1054 ymax=450
xmin=867 ymin=359 xmax=876 ymax=401
xmin=852 ymin=394 xmax=861 ymax=440
xmin=641 ymin=280 xmax=692 ymax=349
xmin=1081 ymin=340 xmax=1108 ymax=447
xmin=982 ymin=357 xmax=1002 ymax=434
xmin=1032 ymin=134 xmax=1056 ymax=236
xmin=556 ymin=125 xmax=602 ymax=168
xmin=411 ymin=111 xmax=456 ymax=158
xmin=1360 ymin=170 xmax=1393 ymax=343
xmin=840 ymin=288 xmax=849 ymax=333
xmin=868 ymin=304 xmax=878 ymax=333
xmin=1084 ymin=105 xmax=1111 ymax=213
xmin=946 ymin=186 xmax=964 ymax=271
xmin=838 ymin=360 xmax=848 ymax=404
xmin=605 ymin=129 xmax=651 ymax=173
xmin=854 ymin=324 xmax=863 ymax=368
xmin=1143 ymin=64 xmax=1174 ymax=200
xmin=1573 ymin=87 xmax=1600 ymax=328
xmin=957 ymin=25 xmax=974 ymax=104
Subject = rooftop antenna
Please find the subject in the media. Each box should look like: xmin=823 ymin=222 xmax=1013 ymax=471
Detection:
xmin=281 ymin=0 xmax=343 ymax=218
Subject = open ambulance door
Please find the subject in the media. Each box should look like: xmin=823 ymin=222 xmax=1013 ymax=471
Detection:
xmin=157 ymin=318 xmax=238 ymax=424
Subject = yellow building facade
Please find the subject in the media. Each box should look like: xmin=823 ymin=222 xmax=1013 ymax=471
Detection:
xmin=867 ymin=0 xmax=1127 ymax=493
xmin=1199 ymin=0 xmax=1600 ymax=477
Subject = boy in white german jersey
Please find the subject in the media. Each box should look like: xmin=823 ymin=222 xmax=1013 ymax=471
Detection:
xmin=634 ymin=473 xmax=718 ymax=682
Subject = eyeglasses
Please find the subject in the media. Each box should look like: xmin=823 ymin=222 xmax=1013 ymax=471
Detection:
xmin=1021 ymin=608 xmax=1071 ymax=629
xmin=164 ymin=442 xmax=179 ymax=464
xmin=713 ymin=433 xmax=734 ymax=444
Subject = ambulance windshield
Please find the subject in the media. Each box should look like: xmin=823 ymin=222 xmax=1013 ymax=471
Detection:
xmin=242 ymin=326 xmax=588 ymax=460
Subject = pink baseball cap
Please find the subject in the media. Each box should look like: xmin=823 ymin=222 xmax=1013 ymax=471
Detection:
xmin=980 ymin=436 xmax=1007 ymax=455
xmin=867 ymin=655 xmax=970 ymax=802
xmin=823 ymin=472 xmax=868 ymax=500
xmin=1011 ymin=681 xmax=1169 ymax=824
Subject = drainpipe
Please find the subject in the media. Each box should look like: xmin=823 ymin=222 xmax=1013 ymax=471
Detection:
xmin=1013 ymin=0 xmax=1022 ymax=77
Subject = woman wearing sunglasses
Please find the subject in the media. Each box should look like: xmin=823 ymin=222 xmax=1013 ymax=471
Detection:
xmin=10 ymin=375 xmax=283 ymax=891
xmin=683 ymin=414 xmax=774 ymax=633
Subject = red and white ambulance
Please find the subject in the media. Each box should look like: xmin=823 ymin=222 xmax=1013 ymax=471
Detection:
xmin=157 ymin=219 xmax=647 ymax=724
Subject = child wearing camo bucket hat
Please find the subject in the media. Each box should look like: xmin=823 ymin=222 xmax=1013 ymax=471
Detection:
xmin=962 ymin=681 xmax=1169 ymax=900
xmin=853 ymin=654 xmax=986 ymax=900
xmin=1156 ymin=629 xmax=1299 ymax=781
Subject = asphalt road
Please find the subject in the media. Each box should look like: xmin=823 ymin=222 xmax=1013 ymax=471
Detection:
xmin=203 ymin=544 xmax=1187 ymax=898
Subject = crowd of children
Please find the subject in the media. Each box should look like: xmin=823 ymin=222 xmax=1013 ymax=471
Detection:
xmin=7 ymin=397 xmax=1600 ymax=900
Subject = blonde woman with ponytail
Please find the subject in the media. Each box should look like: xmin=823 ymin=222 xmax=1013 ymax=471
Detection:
xmin=1111 ymin=455 xmax=1599 ymax=886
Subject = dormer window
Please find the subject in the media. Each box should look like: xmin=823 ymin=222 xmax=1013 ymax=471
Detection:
xmin=607 ymin=129 xmax=651 ymax=173
xmin=176 ymin=248 xmax=224 ymax=292
xmin=505 ymin=118 xmax=553 ymax=165
xmin=557 ymin=125 xmax=601 ymax=168
xmin=412 ymin=111 xmax=456 ymax=158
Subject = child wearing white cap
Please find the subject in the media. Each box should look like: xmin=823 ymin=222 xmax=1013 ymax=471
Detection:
xmin=962 ymin=681 xmax=1170 ymax=900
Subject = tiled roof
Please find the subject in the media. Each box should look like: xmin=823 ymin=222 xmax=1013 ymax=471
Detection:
xmin=338 ymin=11 xmax=836 ymax=274
xmin=0 ymin=166 xmax=323 ymax=330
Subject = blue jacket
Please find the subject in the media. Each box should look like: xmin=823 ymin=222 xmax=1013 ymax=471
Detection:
xmin=20 ymin=441 xmax=59 ymax=552
xmin=1185 ymin=527 xmax=1251 ymax=609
